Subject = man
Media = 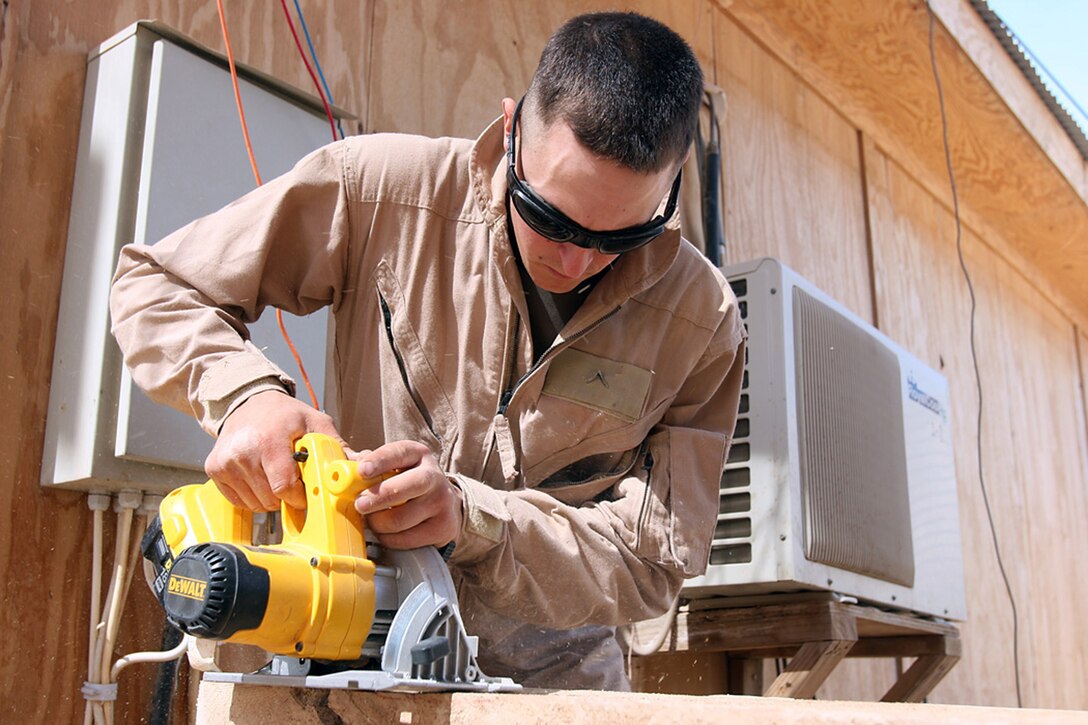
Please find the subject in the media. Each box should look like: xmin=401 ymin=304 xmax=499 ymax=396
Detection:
xmin=110 ymin=11 xmax=745 ymax=690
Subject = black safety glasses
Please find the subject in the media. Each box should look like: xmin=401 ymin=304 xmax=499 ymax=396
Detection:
xmin=506 ymin=97 xmax=682 ymax=255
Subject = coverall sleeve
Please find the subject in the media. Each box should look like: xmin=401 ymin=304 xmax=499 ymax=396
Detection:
xmin=448 ymin=324 xmax=746 ymax=629
xmin=109 ymin=143 xmax=353 ymax=435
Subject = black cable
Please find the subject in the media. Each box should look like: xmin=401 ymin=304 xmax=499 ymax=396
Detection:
xmin=148 ymin=623 xmax=185 ymax=725
xmin=926 ymin=2 xmax=1022 ymax=708
xmin=702 ymin=90 xmax=725 ymax=267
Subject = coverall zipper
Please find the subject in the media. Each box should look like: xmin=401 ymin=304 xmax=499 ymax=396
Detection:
xmin=634 ymin=448 xmax=655 ymax=550
xmin=497 ymin=306 xmax=622 ymax=415
xmin=378 ymin=291 xmax=442 ymax=444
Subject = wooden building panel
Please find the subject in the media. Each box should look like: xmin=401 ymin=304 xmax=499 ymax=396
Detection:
xmin=864 ymin=138 xmax=1088 ymax=710
xmin=0 ymin=3 xmax=371 ymax=723
xmin=4 ymin=0 xmax=1088 ymax=718
xmin=365 ymin=0 xmax=717 ymax=139
xmin=722 ymin=0 xmax=1088 ymax=332
xmin=711 ymin=9 xmax=873 ymax=323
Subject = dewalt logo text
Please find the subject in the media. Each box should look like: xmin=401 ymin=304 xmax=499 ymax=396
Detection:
xmin=167 ymin=574 xmax=207 ymax=601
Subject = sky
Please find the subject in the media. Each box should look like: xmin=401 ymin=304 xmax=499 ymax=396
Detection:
xmin=983 ymin=0 xmax=1088 ymax=137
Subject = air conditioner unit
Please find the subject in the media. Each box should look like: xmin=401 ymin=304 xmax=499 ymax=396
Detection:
xmin=682 ymin=257 xmax=966 ymax=621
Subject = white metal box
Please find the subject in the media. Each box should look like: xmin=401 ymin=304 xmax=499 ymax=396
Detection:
xmin=682 ymin=258 xmax=967 ymax=621
xmin=42 ymin=21 xmax=346 ymax=493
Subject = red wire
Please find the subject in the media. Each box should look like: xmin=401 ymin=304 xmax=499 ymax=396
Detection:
xmin=279 ymin=0 xmax=339 ymax=141
xmin=216 ymin=0 xmax=320 ymax=410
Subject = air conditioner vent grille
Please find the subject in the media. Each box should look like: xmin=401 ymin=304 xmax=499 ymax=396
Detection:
xmin=793 ymin=289 xmax=915 ymax=586
xmin=709 ymin=277 xmax=753 ymax=569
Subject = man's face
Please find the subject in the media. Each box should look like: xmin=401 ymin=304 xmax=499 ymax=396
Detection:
xmin=501 ymin=98 xmax=680 ymax=294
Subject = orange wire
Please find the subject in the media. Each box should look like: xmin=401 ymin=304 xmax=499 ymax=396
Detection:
xmin=216 ymin=0 xmax=320 ymax=410
xmin=216 ymin=0 xmax=262 ymax=188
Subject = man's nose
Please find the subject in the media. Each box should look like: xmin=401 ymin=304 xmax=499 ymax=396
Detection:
xmin=555 ymin=243 xmax=595 ymax=278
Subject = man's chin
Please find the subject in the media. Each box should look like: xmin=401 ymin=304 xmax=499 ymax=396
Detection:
xmin=528 ymin=267 xmax=581 ymax=294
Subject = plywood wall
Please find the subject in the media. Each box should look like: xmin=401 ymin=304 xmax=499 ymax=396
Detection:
xmin=364 ymin=0 xmax=719 ymax=139
xmin=3 ymin=0 xmax=1087 ymax=720
xmin=0 ymin=2 xmax=373 ymax=723
xmin=711 ymin=10 xmax=873 ymax=324
xmin=863 ymin=135 xmax=1088 ymax=709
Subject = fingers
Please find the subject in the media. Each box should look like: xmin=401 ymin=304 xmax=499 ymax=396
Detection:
xmin=354 ymin=464 xmax=434 ymax=514
xmin=205 ymin=390 xmax=348 ymax=511
xmin=354 ymin=445 xmax=463 ymax=550
xmin=261 ymin=447 xmax=306 ymax=510
xmin=205 ymin=428 xmax=286 ymax=511
xmin=357 ymin=440 xmax=431 ymax=479
xmin=368 ymin=514 xmax=456 ymax=551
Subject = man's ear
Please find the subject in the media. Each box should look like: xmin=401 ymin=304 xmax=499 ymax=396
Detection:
xmin=501 ymin=97 xmax=517 ymax=152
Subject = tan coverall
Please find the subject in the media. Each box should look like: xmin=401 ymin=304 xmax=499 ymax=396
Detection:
xmin=110 ymin=118 xmax=746 ymax=689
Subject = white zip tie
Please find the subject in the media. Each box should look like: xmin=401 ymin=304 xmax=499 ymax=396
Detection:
xmin=81 ymin=682 xmax=117 ymax=702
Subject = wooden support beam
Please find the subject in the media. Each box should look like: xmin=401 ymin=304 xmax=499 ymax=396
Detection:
xmin=882 ymin=652 xmax=963 ymax=703
xmin=641 ymin=599 xmax=963 ymax=701
xmin=763 ymin=639 xmax=856 ymax=699
xmin=726 ymin=656 xmax=765 ymax=696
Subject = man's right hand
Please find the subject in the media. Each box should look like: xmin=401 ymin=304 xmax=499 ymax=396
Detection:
xmin=204 ymin=389 xmax=347 ymax=511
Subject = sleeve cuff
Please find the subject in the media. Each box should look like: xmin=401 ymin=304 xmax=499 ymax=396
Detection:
xmin=196 ymin=343 xmax=297 ymax=435
xmin=446 ymin=473 xmax=509 ymax=566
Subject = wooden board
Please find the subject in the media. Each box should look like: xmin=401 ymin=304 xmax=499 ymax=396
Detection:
xmin=195 ymin=681 xmax=1088 ymax=725
xmin=865 ymin=136 xmax=1088 ymax=709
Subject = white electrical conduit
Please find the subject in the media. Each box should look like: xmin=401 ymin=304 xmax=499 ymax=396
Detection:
xmin=622 ymin=592 xmax=678 ymax=657
xmin=82 ymin=494 xmax=142 ymax=725
xmin=111 ymin=633 xmax=192 ymax=682
xmin=84 ymin=497 xmax=108 ymax=725
xmin=620 ymin=592 xmax=682 ymax=681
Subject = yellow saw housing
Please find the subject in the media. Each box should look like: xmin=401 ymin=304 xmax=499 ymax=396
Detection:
xmin=145 ymin=433 xmax=386 ymax=660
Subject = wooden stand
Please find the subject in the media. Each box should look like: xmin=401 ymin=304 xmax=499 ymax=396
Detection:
xmin=633 ymin=596 xmax=961 ymax=702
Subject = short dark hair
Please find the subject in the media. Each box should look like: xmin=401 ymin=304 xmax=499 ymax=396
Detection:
xmin=524 ymin=12 xmax=703 ymax=173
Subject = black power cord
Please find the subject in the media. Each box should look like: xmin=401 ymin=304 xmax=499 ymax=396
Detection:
xmin=926 ymin=1 xmax=1023 ymax=708
xmin=148 ymin=623 xmax=185 ymax=725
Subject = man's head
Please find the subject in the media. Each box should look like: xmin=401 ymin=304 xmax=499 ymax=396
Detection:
xmin=503 ymin=12 xmax=703 ymax=293
xmin=525 ymin=12 xmax=704 ymax=173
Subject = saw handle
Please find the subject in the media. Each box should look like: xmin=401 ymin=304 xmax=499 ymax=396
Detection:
xmin=324 ymin=458 xmax=377 ymax=498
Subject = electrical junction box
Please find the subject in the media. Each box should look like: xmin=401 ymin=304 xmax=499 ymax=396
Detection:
xmin=42 ymin=21 xmax=353 ymax=494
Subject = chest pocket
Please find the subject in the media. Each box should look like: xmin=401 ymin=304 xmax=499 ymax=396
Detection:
xmin=374 ymin=262 xmax=458 ymax=464
xmin=541 ymin=348 xmax=652 ymax=423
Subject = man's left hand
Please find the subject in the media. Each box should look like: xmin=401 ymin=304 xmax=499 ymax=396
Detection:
xmin=353 ymin=440 xmax=463 ymax=550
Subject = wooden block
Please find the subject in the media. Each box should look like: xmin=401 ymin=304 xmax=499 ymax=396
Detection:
xmin=727 ymin=656 xmax=765 ymax=696
xmin=674 ymin=600 xmax=859 ymax=653
xmin=630 ymin=651 xmax=729 ymax=695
